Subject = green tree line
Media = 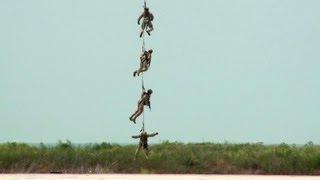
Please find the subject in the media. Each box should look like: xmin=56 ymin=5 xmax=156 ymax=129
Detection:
xmin=0 ymin=141 xmax=320 ymax=174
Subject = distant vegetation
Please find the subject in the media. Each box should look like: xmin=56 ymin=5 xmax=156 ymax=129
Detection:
xmin=1 ymin=141 xmax=320 ymax=174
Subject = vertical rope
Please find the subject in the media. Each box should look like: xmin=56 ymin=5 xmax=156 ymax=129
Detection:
xmin=141 ymin=72 xmax=145 ymax=132
xmin=142 ymin=0 xmax=147 ymax=52
xmin=142 ymin=32 xmax=145 ymax=52
xmin=141 ymin=107 xmax=145 ymax=132
xmin=140 ymin=0 xmax=147 ymax=133
xmin=141 ymin=0 xmax=147 ymax=132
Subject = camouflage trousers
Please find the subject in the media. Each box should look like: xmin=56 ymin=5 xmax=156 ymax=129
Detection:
xmin=130 ymin=102 xmax=144 ymax=122
xmin=134 ymin=61 xmax=149 ymax=76
xmin=141 ymin=20 xmax=153 ymax=33
xmin=134 ymin=142 xmax=149 ymax=160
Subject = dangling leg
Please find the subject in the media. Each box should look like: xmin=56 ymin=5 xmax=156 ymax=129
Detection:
xmin=146 ymin=22 xmax=153 ymax=36
xmin=130 ymin=103 xmax=140 ymax=123
xmin=131 ymin=103 xmax=144 ymax=123
xmin=134 ymin=57 xmax=145 ymax=77
xmin=132 ymin=109 xmax=143 ymax=123
xmin=136 ymin=67 xmax=148 ymax=76
xmin=133 ymin=69 xmax=138 ymax=77
xmin=137 ymin=61 xmax=148 ymax=76
xmin=143 ymin=144 xmax=149 ymax=159
xmin=134 ymin=143 xmax=142 ymax=160
xmin=130 ymin=109 xmax=139 ymax=124
xmin=140 ymin=22 xmax=146 ymax=38
xmin=129 ymin=112 xmax=136 ymax=123
xmin=135 ymin=66 xmax=143 ymax=77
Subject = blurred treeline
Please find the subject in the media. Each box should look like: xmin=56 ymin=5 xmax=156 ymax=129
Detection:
xmin=0 ymin=141 xmax=320 ymax=174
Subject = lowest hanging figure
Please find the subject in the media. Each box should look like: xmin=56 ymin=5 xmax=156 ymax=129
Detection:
xmin=129 ymin=86 xmax=153 ymax=124
xmin=132 ymin=131 xmax=159 ymax=160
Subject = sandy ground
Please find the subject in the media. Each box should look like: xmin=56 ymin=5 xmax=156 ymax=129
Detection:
xmin=1 ymin=174 xmax=320 ymax=180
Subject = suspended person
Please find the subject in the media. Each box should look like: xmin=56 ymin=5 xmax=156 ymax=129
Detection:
xmin=138 ymin=7 xmax=154 ymax=38
xmin=133 ymin=49 xmax=153 ymax=77
xmin=132 ymin=131 xmax=159 ymax=160
xmin=129 ymin=86 xmax=153 ymax=124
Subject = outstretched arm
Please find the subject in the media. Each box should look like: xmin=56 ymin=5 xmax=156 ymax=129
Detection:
xmin=147 ymin=132 xmax=158 ymax=137
xmin=132 ymin=135 xmax=141 ymax=139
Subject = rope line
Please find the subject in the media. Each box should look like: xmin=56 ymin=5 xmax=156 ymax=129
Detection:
xmin=140 ymin=0 xmax=147 ymax=132
xmin=141 ymin=72 xmax=145 ymax=132
xmin=142 ymin=0 xmax=147 ymax=52
xmin=142 ymin=30 xmax=145 ymax=52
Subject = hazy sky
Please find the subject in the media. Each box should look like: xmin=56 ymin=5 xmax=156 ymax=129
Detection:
xmin=1 ymin=0 xmax=319 ymax=144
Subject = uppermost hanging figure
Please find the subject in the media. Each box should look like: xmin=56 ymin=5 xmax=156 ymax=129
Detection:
xmin=138 ymin=6 xmax=154 ymax=38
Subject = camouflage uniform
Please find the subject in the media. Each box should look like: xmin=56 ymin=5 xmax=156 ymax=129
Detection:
xmin=132 ymin=131 xmax=159 ymax=160
xmin=129 ymin=88 xmax=152 ymax=124
xmin=138 ymin=8 xmax=154 ymax=37
xmin=133 ymin=49 xmax=153 ymax=77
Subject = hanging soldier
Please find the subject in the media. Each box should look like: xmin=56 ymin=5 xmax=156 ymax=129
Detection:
xmin=129 ymin=86 xmax=153 ymax=124
xmin=138 ymin=7 xmax=154 ymax=38
xmin=133 ymin=49 xmax=153 ymax=77
xmin=132 ymin=131 xmax=159 ymax=160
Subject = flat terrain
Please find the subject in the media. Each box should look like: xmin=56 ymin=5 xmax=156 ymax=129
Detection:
xmin=1 ymin=174 xmax=320 ymax=180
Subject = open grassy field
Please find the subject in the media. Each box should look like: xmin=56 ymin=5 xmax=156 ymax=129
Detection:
xmin=1 ymin=141 xmax=320 ymax=174
xmin=1 ymin=174 xmax=320 ymax=180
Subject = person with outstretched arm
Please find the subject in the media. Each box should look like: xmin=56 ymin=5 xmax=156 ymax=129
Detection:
xmin=132 ymin=131 xmax=159 ymax=160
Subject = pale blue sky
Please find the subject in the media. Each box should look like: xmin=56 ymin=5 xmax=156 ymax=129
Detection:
xmin=1 ymin=0 xmax=319 ymax=144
